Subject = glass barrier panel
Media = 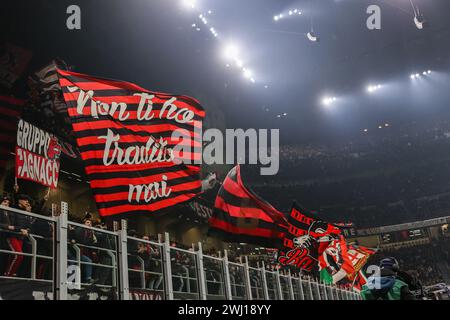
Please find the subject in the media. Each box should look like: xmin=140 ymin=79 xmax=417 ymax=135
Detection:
xmin=265 ymin=271 xmax=279 ymax=300
xmin=228 ymin=262 xmax=247 ymax=300
xmin=301 ymin=279 xmax=313 ymax=300
xmin=203 ymin=255 xmax=226 ymax=300
xmin=248 ymin=267 xmax=264 ymax=300
xmin=292 ymin=277 xmax=304 ymax=300
xmin=66 ymin=222 xmax=119 ymax=300
xmin=311 ymin=281 xmax=321 ymax=300
xmin=170 ymin=247 xmax=199 ymax=300
xmin=127 ymin=237 xmax=165 ymax=300
xmin=331 ymin=287 xmax=338 ymax=300
xmin=279 ymin=275 xmax=292 ymax=300
xmin=319 ymin=284 xmax=327 ymax=300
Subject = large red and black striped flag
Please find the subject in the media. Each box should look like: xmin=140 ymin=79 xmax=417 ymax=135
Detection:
xmin=57 ymin=69 xmax=205 ymax=217
xmin=0 ymin=96 xmax=23 ymax=173
xmin=208 ymin=165 xmax=288 ymax=248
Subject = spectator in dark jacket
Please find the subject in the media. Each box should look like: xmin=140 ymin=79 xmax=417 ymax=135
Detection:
xmin=2 ymin=194 xmax=33 ymax=277
xmin=93 ymin=222 xmax=115 ymax=285
xmin=68 ymin=218 xmax=97 ymax=283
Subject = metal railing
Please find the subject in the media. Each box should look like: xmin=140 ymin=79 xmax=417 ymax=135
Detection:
xmin=0 ymin=206 xmax=362 ymax=300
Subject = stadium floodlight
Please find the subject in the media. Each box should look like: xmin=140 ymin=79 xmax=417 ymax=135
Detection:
xmin=322 ymin=96 xmax=336 ymax=107
xmin=363 ymin=129 xmax=368 ymax=132
xmin=273 ymin=15 xmax=279 ymax=21
xmin=414 ymin=15 xmax=424 ymax=29
xmin=415 ymin=73 xmax=420 ymax=77
xmin=367 ymin=84 xmax=382 ymax=93
xmin=427 ymin=70 xmax=431 ymax=74
xmin=289 ymin=10 xmax=293 ymax=15
xmin=410 ymin=74 xmax=415 ymax=79
xmin=224 ymin=44 xmax=239 ymax=60
xmin=243 ymin=68 xmax=253 ymax=79
xmin=182 ymin=0 xmax=196 ymax=9
xmin=307 ymin=31 xmax=319 ymax=42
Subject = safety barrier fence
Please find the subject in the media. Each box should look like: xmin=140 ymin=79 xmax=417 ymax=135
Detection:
xmin=0 ymin=206 xmax=362 ymax=300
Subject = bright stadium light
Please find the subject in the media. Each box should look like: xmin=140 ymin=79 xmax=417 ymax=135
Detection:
xmin=307 ymin=31 xmax=319 ymax=42
xmin=367 ymin=84 xmax=382 ymax=93
xmin=322 ymin=96 xmax=337 ymax=107
xmin=224 ymin=44 xmax=239 ymax=60
xmin=243 ymin=68 xmax=253 ymax=79
xmin=414 ymin=15 xmax=424 ymax=29
xmin=182 ymin=0 xmax=196 ymax=9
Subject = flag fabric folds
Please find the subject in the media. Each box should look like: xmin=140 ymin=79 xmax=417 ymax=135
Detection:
xmin=57 ymin=69 xmax=205 ymax=216
xmin=208 ymin=165 xmax=287 ymax=248
xmin=319 ymin=242 xmax=376 ymax=285
xmin=277 ymin=203 xmax=341 ymax=271
xmin=29 ymin=61 xmax=67 ymax=114
xmin=319 ymin=235 xmax=354 ymax=284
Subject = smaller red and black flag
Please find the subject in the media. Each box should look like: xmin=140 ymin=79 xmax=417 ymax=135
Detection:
xmin=208 ymin=165 xmax=288 ymax=248
xmin=277 ymin=203 xmax=341 ymax=271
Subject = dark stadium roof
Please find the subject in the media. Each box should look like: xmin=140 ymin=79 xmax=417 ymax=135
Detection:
xmin=4 ymin=0 xmax=450 ymax=146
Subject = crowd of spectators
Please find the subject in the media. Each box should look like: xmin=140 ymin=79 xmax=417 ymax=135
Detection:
xmin=247 ymin=117 xmax=450 ymax=227
xmin=0 ymin=186 xmax=53 ymax=280
xmin=366 ymin=239 xmax=450 ymax=287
